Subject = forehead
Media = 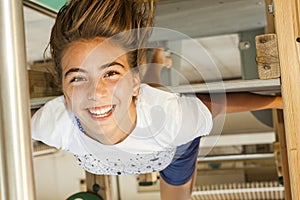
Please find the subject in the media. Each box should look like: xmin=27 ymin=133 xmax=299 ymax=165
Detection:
xmin=61 ymin=37 xmax=128 ymax=69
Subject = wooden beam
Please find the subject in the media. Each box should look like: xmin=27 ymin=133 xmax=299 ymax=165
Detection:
xmin=85 ymin=172 xmax=113 ymax=200
xmin=273 ymin=0 xmax=300 ymax=199
xmin=264 ymin=0 xmax=275 ymax=33
xmin=263 ymin=1 xmax=291 ymax=198
xmin=273 ymin=110 xmax=292 ymax=199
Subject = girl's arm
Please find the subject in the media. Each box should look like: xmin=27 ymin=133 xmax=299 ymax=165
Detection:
xmin=197 ymin=93 xmax=283 ymax=118
xmin=147 ymin=48 xmax=283 ymax=118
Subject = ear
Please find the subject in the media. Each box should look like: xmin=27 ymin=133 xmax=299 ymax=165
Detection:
xmin=132 ymin=72 xmax=140 ymax=97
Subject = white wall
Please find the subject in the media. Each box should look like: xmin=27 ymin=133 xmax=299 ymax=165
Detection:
xmin=33 ymin=151 xmax=85 ymax=200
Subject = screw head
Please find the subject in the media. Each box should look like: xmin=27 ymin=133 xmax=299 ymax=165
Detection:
xmin=263 ymin=65 xmax=271 ymax=70
xmin=268 ymin=4 xmax=274 ymax=14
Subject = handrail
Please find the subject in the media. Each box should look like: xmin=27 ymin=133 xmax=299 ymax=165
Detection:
xmin=0 ymin=0 xmax=36 ymax=199
xmin=159 ymin=78 xmax=281 ymax=94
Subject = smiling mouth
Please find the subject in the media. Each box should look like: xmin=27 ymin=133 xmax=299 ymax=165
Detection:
xmin=87 ymin=105 xmax=116 ymax=119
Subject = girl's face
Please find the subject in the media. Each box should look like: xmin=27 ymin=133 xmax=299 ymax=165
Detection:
xmin=61 ymin=38 xmax=140 ymax=144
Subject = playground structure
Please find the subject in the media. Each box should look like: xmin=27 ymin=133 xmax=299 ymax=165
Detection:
xmin=1 ymin=0 xmax=300 ymax=199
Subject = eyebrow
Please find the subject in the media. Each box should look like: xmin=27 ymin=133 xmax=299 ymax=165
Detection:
xmin=64 ymin=62 xmax=126 ymax=79
xmin=64 ymin=68 xmax=87 ymax=78
xmin=100 ymin=62 xmax=125 ymax=70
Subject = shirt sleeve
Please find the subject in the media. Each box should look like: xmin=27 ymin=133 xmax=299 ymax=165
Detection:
xmin=172 ymin=94 xmax=213 ymax=146
xmin=135 ymin=85 xmax=213 ymax=147
xmin=31 ymin=96 xmax=75 ymax=150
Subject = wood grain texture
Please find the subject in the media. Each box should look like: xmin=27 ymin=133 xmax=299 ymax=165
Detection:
xmin=255 ymin=34 xmax=280 ymax=79
xmin=274 ymin=0 xmax=300 ymax=199
xmin=86 ymin=172 xmax=113 ymax=200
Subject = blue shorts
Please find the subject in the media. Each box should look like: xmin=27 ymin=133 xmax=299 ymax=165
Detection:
xmin=159 ymin=137 xmax=201 ymax=186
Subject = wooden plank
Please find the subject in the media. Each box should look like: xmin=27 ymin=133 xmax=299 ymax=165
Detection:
xmin=28 ymin=60 xmax=54 ymax=73
xmin=263 ymin=1 xmax=291 ymax=198
xmin=255 ymin=34 xmax=280 ymax=79
xmin=273 ymin=110 xmax=292 ymax=200
xmin=273 ymin=0 xmax=300 ymax=199
xmin=28 ymin=70 xmax=62 ymax=98
xmin=85 ymin=172 xmax=113 ymax=200
xmin=264 ymin=0 xmax=275 ymax=33
xmin=28 ymin=60 xmax=61 ymax=98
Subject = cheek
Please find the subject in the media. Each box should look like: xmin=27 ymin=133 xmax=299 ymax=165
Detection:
xmin=119 ymin=75 xmax=134 ymax=88
xmin=62 ymin=84 xmax=73 ymax=108
xmin=112 ymin=75 xmax=135 ymax=103
xmin=63 ymin=85 xmax=86 ymax=110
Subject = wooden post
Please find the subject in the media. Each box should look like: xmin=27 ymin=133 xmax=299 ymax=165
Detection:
xmin=85 ymin=172 xmax=113 ymax=200
xmin=273 ymin=0 xmax=300 ymax=199
xmin=273 ymin=110 xmax=292 ymax=200
xmin=264 ymin=0 xmax=275 ymax=33
xmin=262 ymin=1 xmax=292 ymax=198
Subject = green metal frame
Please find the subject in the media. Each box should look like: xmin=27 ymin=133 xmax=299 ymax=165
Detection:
xmin=33 ymin=0 xmax=67 ymax=11
xmin=66 ymin=192 xmax=104 ymax=200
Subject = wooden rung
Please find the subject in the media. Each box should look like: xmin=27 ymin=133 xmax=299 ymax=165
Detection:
xmin=255 ymin=34 xmax=280 ymax=80
xmin=273 ymin=141 xmax=283 ymax=178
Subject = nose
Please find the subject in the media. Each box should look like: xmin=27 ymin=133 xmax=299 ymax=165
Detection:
xmin=87 ymin=79 xmax=107 ymax=101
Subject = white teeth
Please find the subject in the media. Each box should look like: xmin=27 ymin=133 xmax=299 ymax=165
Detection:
xmin=88 ymin=105 xmax=114 ymax=117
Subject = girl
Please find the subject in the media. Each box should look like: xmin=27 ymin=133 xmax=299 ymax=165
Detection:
xmin=31 ymin=0 xmax=282 ymax=199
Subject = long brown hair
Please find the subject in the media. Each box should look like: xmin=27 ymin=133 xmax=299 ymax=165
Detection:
xmin=49 ymin=0 xmax=156 ymax=86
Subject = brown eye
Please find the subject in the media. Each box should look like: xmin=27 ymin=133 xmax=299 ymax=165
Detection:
xmin=104 ymin=70 xmax=120 ymax=78
xmin=70 ymin=76 xmax=87 ymax=83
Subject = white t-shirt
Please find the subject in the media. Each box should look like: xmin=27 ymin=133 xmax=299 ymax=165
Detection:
xmin=31 ymin=84 xmax=212 ymax=175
